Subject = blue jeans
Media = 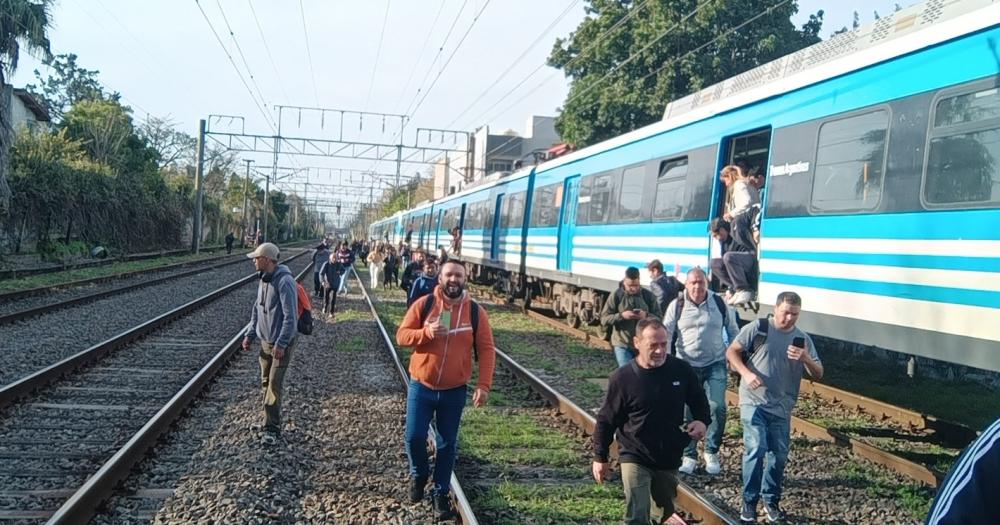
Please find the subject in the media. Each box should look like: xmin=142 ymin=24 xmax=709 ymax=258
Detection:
xmin=740 ymin=405 xmax=791 ymax=506
xmin=338 ymin=272 xmax=349 ymax=293
xmin=684 ymin=360 xmax=727 ymax=458
xmin=614 ymin=346 xmax=636 ymax=368
xmin=404 ymin=379 xmax=467 ymax=495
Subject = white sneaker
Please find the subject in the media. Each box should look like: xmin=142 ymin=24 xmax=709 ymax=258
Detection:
xmin=704 ymin=452 xmax=721 ymax=475
xmin=678 ymin=456 xmax=697 ymax=475
xmin=728 ymin=290 xmax=753 ymax=305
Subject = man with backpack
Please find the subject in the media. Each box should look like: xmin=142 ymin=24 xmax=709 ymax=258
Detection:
xmin=242 ymin=242 xmax=299 ymax=447
xmin=600 ymin=266 xmax=663 ymax=367
xmin=647 ymin=259 xmax=682 ymax=314
xmin=726 ymin=291 xmax=823 ymax=524
xmin=406 ymin=257 xmax=439 ymax=307
xmin=664 ymin=267 xmax=739 ymax=476
xmin=396 ymin=259 xmax=497 ymax=519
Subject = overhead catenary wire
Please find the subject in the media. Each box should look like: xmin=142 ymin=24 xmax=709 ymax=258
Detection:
xmin=364 ymin=0 xmax=393 ymax=112
xmin=214 ymin=0 xmax=271 ymax=116
xmin=299 ymin=0 xmax=321 ymax=106
xmin=400 ymin=0 xmax=471 ymax=118
xmin=391 ymin=0 xmax=449 ymax=115
xmin=247 ymin=0 xmax=292 ymax=104
xmin=443 ymin=0 xmax=580 ymax=129
xmin=194 ymin=0 xmax=276 ymax=132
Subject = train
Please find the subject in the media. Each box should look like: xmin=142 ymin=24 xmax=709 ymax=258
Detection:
xmin=371 ymin=0 xmax=1000 ymax=374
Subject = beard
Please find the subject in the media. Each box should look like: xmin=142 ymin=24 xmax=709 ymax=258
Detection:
xmin=443 ymin=282 xmax=464 ymax=299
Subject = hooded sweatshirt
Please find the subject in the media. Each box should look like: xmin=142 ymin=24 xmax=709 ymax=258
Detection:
xmin=245 ymin=264 xmax=298 ymax=348
xmin=396 ymin=286 xmax=497 ymax=392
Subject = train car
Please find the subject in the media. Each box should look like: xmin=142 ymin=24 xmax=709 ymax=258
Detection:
xmin=379 ymin=0 xmax=1000 ymax=373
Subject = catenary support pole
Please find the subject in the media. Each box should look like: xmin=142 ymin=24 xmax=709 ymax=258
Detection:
xmin=192 ymin=119 xmax=206 ymax=253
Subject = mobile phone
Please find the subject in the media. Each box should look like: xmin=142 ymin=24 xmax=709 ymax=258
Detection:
xmin=632 ymin=309 xmax=641 ymax=314
xmin=440 ymin=310 xmax=452 ymax=330
xmin=792 ymin=336 xmax=805 ymax=348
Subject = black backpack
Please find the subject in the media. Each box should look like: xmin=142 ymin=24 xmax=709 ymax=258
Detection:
xmin=668 ymin=292 xmax=728 ymax=355
xmin=418 ymin=295 xmax=482 ymax=360
xmin=742 ymin=317 xmax=771 ymax=363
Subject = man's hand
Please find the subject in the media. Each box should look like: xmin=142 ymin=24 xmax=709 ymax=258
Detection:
xmin=426 ymin=317 xmax=447 ymax=339
xmin=787 ymin=345 xmax=808 ymax=362
xmin=242 ymin=337 xmax=252 ymax=351
xmin=621 ymin=310 xmax=639 ymax=320
xmin=473 ymin=387 xmax=489 ymax=408
xmin=273 ymin=346 xmax=286 ymax=360
xmin=685 ymin=420 xmax=707 ymax=440
xmin=742 ymin=371 xmax=762 ymax=389
xmin=592 ymin=461 xmax=609 ymax=484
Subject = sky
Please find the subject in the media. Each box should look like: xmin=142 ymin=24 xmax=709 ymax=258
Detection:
xmin=9 ymin=0 xmax=913 ymax=219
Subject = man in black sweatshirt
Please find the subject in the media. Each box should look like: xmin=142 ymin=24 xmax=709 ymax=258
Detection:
xmin=592 ymin=318 xmax=711 ymax=525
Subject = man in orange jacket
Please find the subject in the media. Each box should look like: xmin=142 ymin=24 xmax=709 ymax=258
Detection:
xmin=396 ymin=259 xmax=497 ymax=519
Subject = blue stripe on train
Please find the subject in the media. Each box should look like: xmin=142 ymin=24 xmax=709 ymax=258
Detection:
xmin=763 ymin=273 xmax=1000 ymax=309
xmin=763 ymin=209 xmax=1000 ymax=240
xmin=765 ymin=251 xmax=1000 ymax=273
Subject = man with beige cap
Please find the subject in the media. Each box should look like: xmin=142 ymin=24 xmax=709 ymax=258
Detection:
xmin=242 ymin=242 xmax=298 ymax=446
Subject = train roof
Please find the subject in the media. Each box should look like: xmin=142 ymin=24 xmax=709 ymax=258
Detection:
xmin=539 ymin=0 xmax=999 ymax=173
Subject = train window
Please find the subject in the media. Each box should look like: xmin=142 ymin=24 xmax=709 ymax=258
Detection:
xmin=616 ymin=165 xmax=645 ymax=223
xmin=501 ymin=191 xmax=526 ymax=230
xmin=652 ymin=157 xmax=688 ymax=221
xmin=588 ymin=173 xmax=615 ymax=224
xmin=530 ymin=183 xmax=561 ymax=228
xmin=576 ymin=176 xmax=594 ymax=225
xmin=810 ymin=110 xmax=888 ymax=213
xmin=924 ymin=87 xmax=1000 ymax=207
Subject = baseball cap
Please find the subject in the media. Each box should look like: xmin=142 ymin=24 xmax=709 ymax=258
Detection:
xmin=247 ymin=242 xmax=279 ymax=260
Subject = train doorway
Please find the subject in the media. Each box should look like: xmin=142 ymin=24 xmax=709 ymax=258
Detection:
xmin=557 ymin=175 xmax=581 ymax=272
xmin=718 ymin=128 xmax=770 ymax=215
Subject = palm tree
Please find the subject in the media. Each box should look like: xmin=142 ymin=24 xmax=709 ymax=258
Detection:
xmin=1 ymin=0 xmax=53 ymax=215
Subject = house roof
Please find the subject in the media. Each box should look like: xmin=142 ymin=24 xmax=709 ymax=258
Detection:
xmin=12 ymin=89 xmax=51 ymax=122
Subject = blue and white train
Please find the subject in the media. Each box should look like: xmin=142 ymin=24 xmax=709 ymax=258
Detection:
xmin=371 ymin=0 xmax=1000 ymax=373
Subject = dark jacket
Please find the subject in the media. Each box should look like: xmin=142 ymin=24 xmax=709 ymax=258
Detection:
xmin=245 ymin=264 xmax=298 ymax=348
xmin=649 ymin=274 xmax=682 ymax=314
xmin=593 ymin=357 xmax=711 ymax=470
xmin=599 ymin=288 xmax=663 ymax=349
xmin=925 ymin=418 xmax=1000 ymax=525
xmin=407 ymin=274 xmax=437 ymax=307
xmin=313 ymin=247 xmax=331 ymax=271
xmin=319 ymin=260 xmax=344 ymax=286
xmin=401 ymin=261 xmax=422 ymax=291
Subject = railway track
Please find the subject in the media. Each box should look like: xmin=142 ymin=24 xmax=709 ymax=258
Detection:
xmin=0 ymin=252 xmax=311 ymax=523
xmin=0 ymin=246 xmax=225 ymax=281
xmin=465 ymin=283 xmax=934 ymax=523
xmin=357 ymin=267 xmax=738 ymax=525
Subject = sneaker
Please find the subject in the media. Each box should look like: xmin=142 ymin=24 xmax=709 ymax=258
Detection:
xmin=728 ymin=289 xmax=754 ymax=305
xmin=703 ymin=452 xmax=721 ymax=475
xmin=764 ymin=503 xmax=785 ymax=523
xmin=261 ymin=430 xmax=279 ymax=446
xmin=740 ymin=501 xmax=757 ymax=524
xmin=408 ymin=476 xmax=427 ymax=503
xmin=678 ymin=456 xmax=697 ymax=475
xmin=433 ymin=491 xmax=456 ymax=520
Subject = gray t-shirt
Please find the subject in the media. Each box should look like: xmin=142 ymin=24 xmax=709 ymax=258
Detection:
xmin=735 ymin=320 xmax=821 ymax=417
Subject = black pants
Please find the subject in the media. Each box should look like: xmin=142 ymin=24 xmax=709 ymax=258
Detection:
xmin=711 ymin=252 xmax=757 ymax=291
xmin=323 ymin=285 xmax=338 ymax=315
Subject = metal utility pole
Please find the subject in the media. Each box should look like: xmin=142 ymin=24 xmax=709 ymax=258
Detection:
xmin=241 ymin=160 xmax=252 ymax=247
xmin=192 ymin=119 xmax=206 ymax=253
xmin=262 ymin=169 xmax=271 ymax=243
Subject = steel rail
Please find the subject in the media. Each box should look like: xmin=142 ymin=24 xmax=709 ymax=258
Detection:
xmin=0 ymin=256 xmax=249 ymax=327
xmin=44 ymin=259 xmax=315 ymax=524
xmin=353 ymin=267 xmax=480 ymax=525
xmin=0 ymin=246 xmax=225 ymax=281
xmin=0 ymin=250 xmax=310 ymax=409
xmin=0 ymin=252 xmax=240 ymax=303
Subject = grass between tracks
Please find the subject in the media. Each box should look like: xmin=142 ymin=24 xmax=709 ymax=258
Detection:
xmin=0 ymin=251 xmax=227 ymax=293
xmin=835 ymin=461 xmax=933 ymax=518
xmin=356 ymin=266 xmax=624 ymax=523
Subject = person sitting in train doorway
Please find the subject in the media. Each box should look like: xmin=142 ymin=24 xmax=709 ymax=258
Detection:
xmin=448 ymin=226 xmax=462 ymax=256
xmin=646 ymin=259 xmax=682 ymax=314
xmin=709 ymin=217 xmax=758 ymax=306
xmin=600 ymin=266 xmax=663 ymax=367
xmin=592 ymin=318 xmax=709 ymax=525
xmin=407 ymin=257 xmax=439 ymax=307
xmin=664 ymin=268 xmax=739 ymax=477
xmin=726 ymin=291 xmax=823 ymax=524
xmin=396 ymin=259 xmax=497 ymax=519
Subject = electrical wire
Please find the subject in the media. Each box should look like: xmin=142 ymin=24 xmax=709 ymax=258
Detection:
xmin=214 ymin=0 xmax=271 ymax=115
xmin=391 ymin=0 xmax=449 ymax=115
xmin=400 ymin=0 xmax=471 ymax=117
xmin=247 ymin=0 xmax=292 ymax=104
xmin=299 ymin=0 xmax=321 ymax=106
xmin=364 ymin=0 xmax=393 ymax=112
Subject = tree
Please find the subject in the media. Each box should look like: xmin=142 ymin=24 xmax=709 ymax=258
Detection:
xmin=0 ymin=0 xmax=53 ymax=216
xmin=548 ymin=0 xmax=823 ymax=147
xmin=138 ymin=115 xmax=196 ymax=170
xmin=25 ymin=53 xmax=110 ymax=122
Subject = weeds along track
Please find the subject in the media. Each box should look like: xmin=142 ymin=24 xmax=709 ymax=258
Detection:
xmin=0 ymin=255 xmax=310 ymax=522
xmin=466 ymin=282 xmax=934 ymax=523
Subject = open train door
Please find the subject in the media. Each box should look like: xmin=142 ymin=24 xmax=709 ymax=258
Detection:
xmin=557 ymin=175 xmax=581 ymax=272
xmin=489 ymin=194 xmax=504 ymax=260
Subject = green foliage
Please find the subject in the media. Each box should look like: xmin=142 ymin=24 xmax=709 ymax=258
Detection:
xmin=0 ymin=0 xmax=53 ymax=78
xmin=548 ymin=0 xmax=823 ymax=146
xmin=25 ymin=53 xmax=108 ymax=121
